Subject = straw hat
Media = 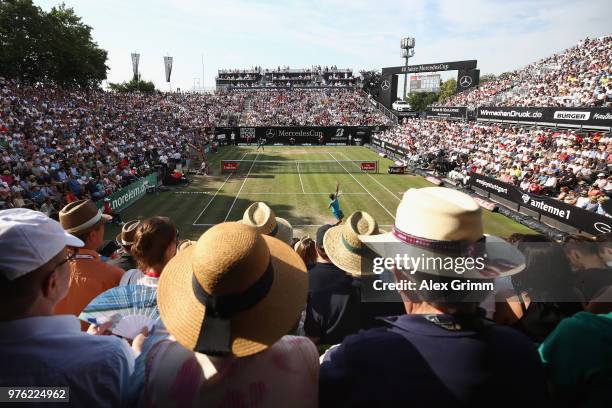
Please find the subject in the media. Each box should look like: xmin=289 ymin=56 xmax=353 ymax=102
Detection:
xmin=323 ymin=211 xmax=380 ymax=276
xmin=157 ymin=222 xmax=307 ymax=357
xmin=59 ymin=199 xmax=112 ymax=235
xmin=115 ymin=220 xmax=140 ymax=246
xmin=360 ymin=187 xmax=525 ymax=279
xmin=241 ymin=202 xmax=293 ymax=245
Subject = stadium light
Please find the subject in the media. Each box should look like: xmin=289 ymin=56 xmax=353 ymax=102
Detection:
xmin=400 ymin=37 xmax=415 ymax=101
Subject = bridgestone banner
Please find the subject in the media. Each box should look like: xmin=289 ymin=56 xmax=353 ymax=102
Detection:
xmin=215 ymin=126 xmax=385 ymax=145
xmin=469 ymin=172 xmax=612 ymax=235
xmin=96 ymin=173 xmax=157 ymax=212
xmin=477 ymin=106 xmax=612 ymax=129
xmin=426 ymin=106 xmax=467 ymax=119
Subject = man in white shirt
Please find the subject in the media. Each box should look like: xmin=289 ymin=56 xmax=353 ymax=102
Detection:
xmin=0 ymin=209 xmax=137 ymax=407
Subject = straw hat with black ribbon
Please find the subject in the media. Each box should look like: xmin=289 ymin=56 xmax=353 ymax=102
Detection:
xmin=360 ymin=187 xmax=526 ymax=279
xmin=157 ymin=222 xmax=308 ymax=357
xmin=59 ymin=199 xmax=112 ymax=235
xmin=323 ymin=211 xmax=381 ymax=277
xmin=241 ymin=202 xmax=293 ymax=245
xmin=115 ymin=220 xmax=140 ymax=246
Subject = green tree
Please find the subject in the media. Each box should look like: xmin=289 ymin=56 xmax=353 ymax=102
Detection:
xmin=0 ymin=0 xmax=51 ymax=82
xmin=359 ymin=69 xmax=382 ymax=97
xmin=0 ymin=0 xmax=107 ymax=87
xmin=479 ymin=73 xmax=497 ymax=85
xmin=108 ymin=77 xmax=156 ymax=93
xmin=438 ymin=78 xmax=456 ymax=102
xmin=46 ymin=4 xmax=107 ymax=87
xmin=406 ymin=92 xmax=439 ymax=112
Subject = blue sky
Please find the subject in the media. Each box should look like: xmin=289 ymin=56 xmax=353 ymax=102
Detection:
xmin=35 ymin=0 xmax=610 ymax=91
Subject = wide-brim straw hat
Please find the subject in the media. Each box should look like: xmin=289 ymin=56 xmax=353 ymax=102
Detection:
xmin=324 ymin=211 xmax=380 ymax=277
xmin=115 ymin=220 xmax=140 ymax=246
xmin=241 ymin=202 xmax=293 ymax=245
xmin=360 ymin=187 xmax=525 ymax=279
xmin=59 ymin=199 xmax=112 ymax=235
xmin=157 ymin=222 xmax=307 ymax=357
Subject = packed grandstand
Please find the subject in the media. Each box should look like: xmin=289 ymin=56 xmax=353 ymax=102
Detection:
xmin=1 ymin=3 xmax=612 ymax=404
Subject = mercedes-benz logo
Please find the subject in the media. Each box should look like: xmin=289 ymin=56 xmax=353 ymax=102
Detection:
xmin=459 ymin=75 xmax=473 ymax=88
xmin=266 ymin=129 xmax=276 ymax=138
xmin=381 ymin=80 xmax=391 ymax=91
xmin=594 ymin=222 xmax=612 ymax=234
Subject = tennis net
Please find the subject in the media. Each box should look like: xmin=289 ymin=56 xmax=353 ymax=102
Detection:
xmin=220 ymin=160 xmax=379 ymax=174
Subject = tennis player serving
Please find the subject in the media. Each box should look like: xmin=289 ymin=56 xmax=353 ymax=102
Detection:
xmin=328 ymin=182 xmax=344 ymax=225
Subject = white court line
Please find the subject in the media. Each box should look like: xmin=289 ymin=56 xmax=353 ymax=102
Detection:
xmin=328 ymin=152 xmax=395 ymax=220
xmin=297 ymin=162 xmax=306 ymax=193
xmin=339 ymin=151 xmax=401 ymax=201
xmin=223 ymin=151 xmax=261 ymax=222
xmin=192 ymin=152 xmax=248 ymax=225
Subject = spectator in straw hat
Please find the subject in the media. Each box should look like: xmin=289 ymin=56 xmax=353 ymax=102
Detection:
xmin=320 ymin=187 xmax=549 ymax=407
xmin=0 ymin=209 xmax=135 ymax=407
xmin=304 ymin=212 xmax=403 ymax=345
xmin=108 ymin=220 xmax=140 ymax=271
xmin=134 ymin=222 xmax=318 ymax=407
xmin=54 ymin=200 xmax=125 ymax=324
xmin=241 ymin=201 xmax=294 ymax=245
xmin=120 ymin=217 xmax=178 ymax=287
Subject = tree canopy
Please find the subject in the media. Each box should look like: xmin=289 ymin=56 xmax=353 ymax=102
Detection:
xmin=0 ymin=0 xmax=108 ymax=87
xmin=108 ymin=77 xmax=156 ymax=93
xmin=360 ymin=70 xmax=382 ymax=97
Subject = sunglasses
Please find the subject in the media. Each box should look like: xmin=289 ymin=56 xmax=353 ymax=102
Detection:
xmin=55 ymin=248 xmax=79 ymax=269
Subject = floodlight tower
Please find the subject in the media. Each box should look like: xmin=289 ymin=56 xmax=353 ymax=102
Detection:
xmin=400 ymin=37 xmax=415 ymax=101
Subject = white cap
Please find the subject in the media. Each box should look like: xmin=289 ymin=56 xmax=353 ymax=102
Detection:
xmin=0 ymin=209 xmax=84 ymax=280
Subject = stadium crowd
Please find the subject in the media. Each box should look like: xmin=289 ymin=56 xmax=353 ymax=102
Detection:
xmin=240 ymin=89 xmax=392 ymax=126
xmin=434 ymin=36 xmax=611 ymax=108
xmin=0 ymin=79 xmax=391 ymax=215
xmin=377 ymin=118 xmax=612 ymax=214
xmin=2 ymin=188 xmax=611 ymax=407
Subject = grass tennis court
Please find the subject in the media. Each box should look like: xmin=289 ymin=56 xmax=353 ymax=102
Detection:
xmin=105 ymin=146 xmax=534 ymax=242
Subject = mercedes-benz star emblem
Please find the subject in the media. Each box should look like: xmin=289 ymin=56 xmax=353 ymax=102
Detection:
xmin=381 ymin=80 xmax=391 ymax=91
xmin=459 ymin=76 xmax=473 ymax=87
xmin=266 ymin=129 xmax=276 ymax=138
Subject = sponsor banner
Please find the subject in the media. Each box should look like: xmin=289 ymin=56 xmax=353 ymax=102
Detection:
xmin=163 ymin=56 xmax=173 ymax=83
xmin=426 ymin=106 xmax=467 ymax=119
xmin=425 ymin=176 xmax=443 ymax=186
xmin=477 ymin=107 xmax=612 ymax=128
xmin=131 ymin=53 xmax=140 ymax=80
xmin=96 ymin=173 xmax=157 ymax=212
xmin=360 ymin=162 xmax=378 ymax=172
xmin=371 ymin=136 xmax=409 ymax=158
xmin=222 ymin=161 xmax=239 ymax=172
xmin=473 ymin=196 xmax=498 ymax=212
xmin=388 ymin=166 xmax=406 ymax=174
xmin=382 ymin=60 xmax=477 ymax=76
xmin=469 ymin=172 xmax=612 ymax=235
xmin=214 ymin=127 xmax=383 ymax=145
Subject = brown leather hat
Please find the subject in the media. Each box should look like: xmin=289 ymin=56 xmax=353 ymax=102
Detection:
xmin=115 ymin=220 xmax=141 ymax=246
xmin=59 ymin=199 xmax=112 ymax=235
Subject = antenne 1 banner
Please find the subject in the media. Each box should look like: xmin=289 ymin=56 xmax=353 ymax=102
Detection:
xmin=469 ymin=173 xmax=612 ymax=235
xmin=164 ymin=56 xmax=173 ymax=83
